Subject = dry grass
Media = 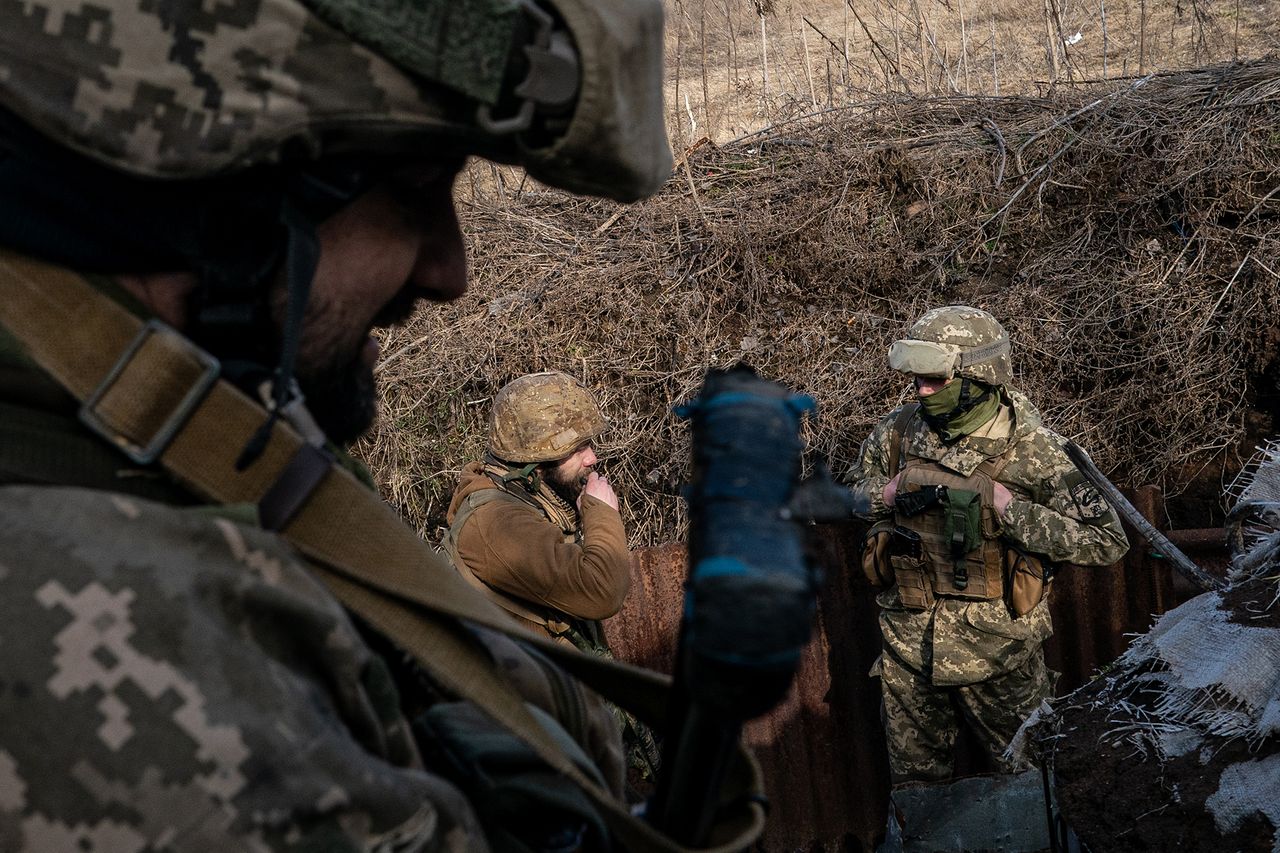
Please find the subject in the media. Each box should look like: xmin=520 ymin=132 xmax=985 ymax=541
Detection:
xmin=665 ymin=0 xmax=1280 ymax=144
xmin=356 ymin=59 xmax=1280 ymax=547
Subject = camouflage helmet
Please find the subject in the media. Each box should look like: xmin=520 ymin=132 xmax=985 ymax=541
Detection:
xmin=888 ymin=305 xmax=1013 ymax=386
xmin=0 ymin=0 xmax=671 ymax=202
xmin=489 ymin=372 xmax=604 ymax=464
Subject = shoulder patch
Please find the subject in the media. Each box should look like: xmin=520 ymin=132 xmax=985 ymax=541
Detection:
xmin=1063 ymin=469 xmax=1111 ymax=521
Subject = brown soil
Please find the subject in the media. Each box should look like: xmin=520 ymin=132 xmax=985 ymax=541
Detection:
xmin=1044 ymin=584 xmax=1279 ymax=852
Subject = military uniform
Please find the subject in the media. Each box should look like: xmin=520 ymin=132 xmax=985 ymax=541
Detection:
xmin=0 ymin=336 xmax=637 ymax=849
xmin=445 ymin=460 xmax=630 ymax=648
xmin=443 ymin=372 xmax=661 ymax=785
xmin=851 ymin=308 xmax=1128 ymax=784
xmin=0 ymin=0 xmax=703 ymax=848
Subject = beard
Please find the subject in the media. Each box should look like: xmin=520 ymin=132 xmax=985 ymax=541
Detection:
xmin=295 ymin=350 xmax=378 ymax=447
xmin=542 ymin=462 xmax=589 ymax=506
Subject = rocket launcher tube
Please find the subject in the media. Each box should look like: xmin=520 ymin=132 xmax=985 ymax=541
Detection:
xmin=648 ymin=366 xmax=826 ymax=845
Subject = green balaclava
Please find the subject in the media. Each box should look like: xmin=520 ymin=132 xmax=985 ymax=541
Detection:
xmin=919 ymin=378 xmax=1000 ymax=443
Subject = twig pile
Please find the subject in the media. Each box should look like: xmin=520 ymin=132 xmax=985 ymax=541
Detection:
xmin=359 ymin=59 xmax=1280 ymax=545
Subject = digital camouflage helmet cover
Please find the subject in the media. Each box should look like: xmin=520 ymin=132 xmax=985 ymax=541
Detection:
xmin=0 ymin=0 xmax=671 ymax=202
xmin=888 ymin=305 xmax=1014 ymax=386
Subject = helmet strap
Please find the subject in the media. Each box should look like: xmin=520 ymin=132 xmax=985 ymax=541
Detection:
xmin=486 ymin=455 xmax=543 ymax=494
xmin=234 ymin=202 xmax=321 ymax=470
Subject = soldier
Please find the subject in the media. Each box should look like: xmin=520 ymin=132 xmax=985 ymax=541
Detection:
xmin=850 ymin=305 xmax=1129 ymax=784
xmin=446 ymin=371 xmax=629 ymax=652
xmin=0 ymin=0 xmax=714 ymax=849
xmin=445 ymin=371 xmax=661 ymax=784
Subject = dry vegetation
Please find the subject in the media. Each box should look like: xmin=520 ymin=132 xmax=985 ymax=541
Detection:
xmin=358 ymin=57 xmax=1280 ymax=547
xmin=665 ymin=0 xmax=1280 ymax=143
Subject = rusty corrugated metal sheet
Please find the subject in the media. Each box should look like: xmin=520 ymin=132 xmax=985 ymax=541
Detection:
xmin=603 ymin=486 xmax=1209 ymax=851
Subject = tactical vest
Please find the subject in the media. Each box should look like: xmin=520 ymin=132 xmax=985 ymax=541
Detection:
xmin=443 ymin=484 xmax=610 ymax=656
xmin=888 ymin=406 xmax=1013 ymax=611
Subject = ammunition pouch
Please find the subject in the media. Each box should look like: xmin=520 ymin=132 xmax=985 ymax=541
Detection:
xmin=884 ymin=449 xmax=1014 ymax=609
xmin=1003 ymin=546 xmax=1053 ymax=619
xmin=860 ymin=520 xmax=896 ymax=588
xmin=942 ymin=488 xmax=984 ymax=590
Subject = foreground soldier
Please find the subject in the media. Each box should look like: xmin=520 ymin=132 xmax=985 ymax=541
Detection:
xmin=0 ymin=1 xmax=712 ymax=849
xmin=850 ymin=306 xmax=1128 ymax=784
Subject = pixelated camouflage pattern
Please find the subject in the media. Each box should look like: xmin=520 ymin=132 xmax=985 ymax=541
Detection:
xmin=875 ymin=643 xmax=1054 ymax=783
xmin=850 ymin=387 xmax=1128 ymax=779
xmin=306 ymin=0 xmax=523 ymax=104
xmin=900 ymin=305 xmax=1013 ymax=386
xmin=0 ymin=0 xmax=672 ymax=201
xmin=0 ymin=485 xmax=485 ymax=852
xmin=488 ymin=372 xmax=605 ymax=464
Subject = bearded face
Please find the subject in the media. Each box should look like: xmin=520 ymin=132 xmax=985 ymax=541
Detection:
xmin=540 ymin=444 xmax=597 ymax=505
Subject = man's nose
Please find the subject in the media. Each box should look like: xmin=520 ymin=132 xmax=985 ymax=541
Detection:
xmin=580 ymin=447 xmax=598 ymax=467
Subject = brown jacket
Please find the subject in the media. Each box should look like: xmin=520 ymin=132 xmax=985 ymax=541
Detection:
xmin=445 ymin=462 xmax=631 ymax=631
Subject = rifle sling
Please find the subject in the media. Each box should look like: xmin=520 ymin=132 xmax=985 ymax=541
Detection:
xmin=0 ymin=250 xmax=765 ymax=853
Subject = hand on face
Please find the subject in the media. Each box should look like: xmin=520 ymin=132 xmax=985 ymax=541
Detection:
xmin=580 ymin=471 xmax=619 ymax=512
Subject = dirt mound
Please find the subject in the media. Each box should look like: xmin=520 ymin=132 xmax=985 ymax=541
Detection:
xmin=360 ymin=59 xmax=1280 ymax=545
xmin=1016 ymin=443 xmax=1280 ymax=852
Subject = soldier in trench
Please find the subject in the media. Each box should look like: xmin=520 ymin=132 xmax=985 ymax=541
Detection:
xmin=849 ymin=305 xmax=1129 ymax=784
xmin=443 ymin=371 xmax=662 ymax=785
xmin=0 ymin=0 xmax=681 ymax=848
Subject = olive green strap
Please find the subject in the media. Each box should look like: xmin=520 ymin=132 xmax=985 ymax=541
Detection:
xmin=888 ymin=402 xmax=920 ymax=474
xmin=0 ymin=251 xmax=764 ymax=853
xmin=443 ymin=488 xmax=574 ymax=634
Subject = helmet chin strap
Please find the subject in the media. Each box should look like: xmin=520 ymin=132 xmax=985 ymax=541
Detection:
xmin=234 ymin=202 xmax=321 ymax=470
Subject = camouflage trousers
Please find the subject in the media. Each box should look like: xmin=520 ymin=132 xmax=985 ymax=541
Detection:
xmin=876 ymin=646 xmax=1054 ymax=784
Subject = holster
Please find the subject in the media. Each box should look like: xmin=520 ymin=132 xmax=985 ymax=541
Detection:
xmin=1003 ymin=546 xmax=1053 ymax=618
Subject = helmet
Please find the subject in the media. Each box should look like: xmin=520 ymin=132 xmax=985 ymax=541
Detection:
xmin=888 ymin=305 xmax=1013 ymax=386
xmin=0 ymin=0 xmax=670 ymax=202
xmin=489 ymin=372 xmax=605 ymax=463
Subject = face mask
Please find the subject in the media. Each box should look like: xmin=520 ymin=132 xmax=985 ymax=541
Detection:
xmin=919 ymin=379 xmax=1000 ymax=442
xmin=918 ymin=379 xmax=964 ymax=417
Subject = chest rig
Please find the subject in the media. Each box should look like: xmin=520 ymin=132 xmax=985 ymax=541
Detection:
xmin=889 ymin=407 xmax=1014 ymax=610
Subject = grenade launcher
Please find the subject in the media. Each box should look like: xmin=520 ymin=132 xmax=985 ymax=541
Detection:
xmin=646 ymin=366 xmax=861 ymax=845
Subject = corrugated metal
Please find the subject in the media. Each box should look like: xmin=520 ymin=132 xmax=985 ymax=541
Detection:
xmin=604 ymin=486 xmax=1212 ymax=851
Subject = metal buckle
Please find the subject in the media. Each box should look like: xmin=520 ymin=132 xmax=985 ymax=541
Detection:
xmin=79 ymin=319 xmax=221 ymax=465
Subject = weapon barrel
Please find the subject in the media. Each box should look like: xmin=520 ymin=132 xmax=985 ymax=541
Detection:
xmin=1063 ymin=441 xmax=1221 ymax=591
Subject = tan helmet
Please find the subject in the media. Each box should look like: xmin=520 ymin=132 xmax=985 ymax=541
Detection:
xmin=887 ymin=305 xmax=1013 ymax=386
xmin=488 ymin=372 xmax=605 ymax=464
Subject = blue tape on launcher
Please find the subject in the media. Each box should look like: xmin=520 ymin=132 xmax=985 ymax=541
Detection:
xmin=674 ymin=372 xmax=819 ymax=715
xmin=649 ymin=366 xmax=858 ymax=845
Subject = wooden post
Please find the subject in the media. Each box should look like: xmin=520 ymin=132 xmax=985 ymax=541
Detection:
xmin=801 ymin=20 xmax=818 ymax=104
xmin=760 ymin=12 xmax=769 ymax=104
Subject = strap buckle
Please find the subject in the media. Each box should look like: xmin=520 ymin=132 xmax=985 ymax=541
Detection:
xmin=79 ymin=319 xmax=221 ymax=465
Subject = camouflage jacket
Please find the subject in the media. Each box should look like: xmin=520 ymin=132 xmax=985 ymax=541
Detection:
xmin=0 ymin=346 xmax=624 ymax=851
xmin=850 ymin=387 xmax=1129 ymax=686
